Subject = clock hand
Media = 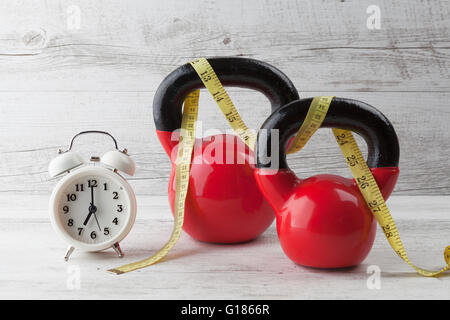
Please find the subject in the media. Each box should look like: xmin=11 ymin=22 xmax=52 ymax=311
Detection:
xmin=84 ymin=185 xmax=97 ymax=227
xmin=90 ymin=184 xmax=95 ymax=206
xmin=92 ymin=211 xmax=102 ymax=231
xmin=89 ymin=184 xmax=101 ymax=231
xmin=83 ymin=212 xmax=92 ymax=226
xmin=83 ymin=207 xmax=93 ymax=226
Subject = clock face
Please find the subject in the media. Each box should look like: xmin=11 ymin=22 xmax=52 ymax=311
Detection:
xmin=51 ymin=167 xmax=136 ymax=251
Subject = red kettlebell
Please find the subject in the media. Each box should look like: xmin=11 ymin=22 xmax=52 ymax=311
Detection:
xmin=254 ymin=97 xmax=400 ymax=267
xmin=153 ymin=57 xmax=299 ymax=243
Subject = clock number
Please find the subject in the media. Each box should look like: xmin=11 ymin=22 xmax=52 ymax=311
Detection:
xmin=75 ymin=184 xmax=84 ymax=192
xmin=88 ymin=179 xmax=98 ymax=188
xmin=104 ymin=227 xmax=110 ymax=235
xmin=77 ymin=227 xmax=83 ymax=235
xmin=103 ymin=183 xmax=108 ymax=191
xmin=67 ymin=194 xmax=76 ymax=202
xmin=117 ymin=204 xmax=123 ymax=212
xmin=63 ymin=206 xmax=69 ymax=214
xmin=67 ymin=219 xmax=74 ymax=227
xmin=90 ymin=231 xmax=97 ymax=239
xmin=112 ymin=217 xmax=118 ymax=225
xmin=113 ymin=192 xmax=119 ymax=200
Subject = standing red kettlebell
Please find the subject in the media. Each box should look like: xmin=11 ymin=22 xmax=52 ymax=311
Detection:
xmin=153 ymin=57 xmax=299 ymax=243
xmin=254 ymin=98 xmax=400 ymax=267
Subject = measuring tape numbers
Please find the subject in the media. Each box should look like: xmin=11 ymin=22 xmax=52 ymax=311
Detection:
xmin=289 ymin=96 xmax=450 ymax=277
xmin=189 ymin=58 xmax=256 ymax=150
xmin=108 ymin=90 xmax=199 ymax=274
xmin=109 ymin=58 xmax=254 ymax=274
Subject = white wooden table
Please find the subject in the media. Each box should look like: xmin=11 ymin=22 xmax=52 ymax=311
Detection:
xmin=1 ymin=194 xmax=448 ymax=300
xmin=0 ymin=0 xmax=448 ymax=301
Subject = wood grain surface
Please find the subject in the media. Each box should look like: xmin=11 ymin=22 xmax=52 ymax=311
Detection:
xmin=0 ymin=194 xmax=449 ymax=299
xmin=1 ymin=1 xmax=449 ymax=300
xmin=0 ymin=0 xmax=449 ymax=196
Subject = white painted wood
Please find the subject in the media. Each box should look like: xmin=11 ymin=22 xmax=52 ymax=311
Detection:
xmin=0 ymin=91 xmax=449 ymax=195
xmin=0 ymin=195 xmax=448 ymax=299
xmin=0 ymin=0 xmax=449 ymax=196
xmin=0 ymin=0 xmax=448 ymax=92
xmin=0 ymin=0 xmax=448 ymax=301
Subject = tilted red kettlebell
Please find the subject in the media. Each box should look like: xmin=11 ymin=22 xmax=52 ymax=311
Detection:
xmin=153 ymin=57 xmax=300 ymax=243
xmin=254 ymin=97 xmax=400 ymax=267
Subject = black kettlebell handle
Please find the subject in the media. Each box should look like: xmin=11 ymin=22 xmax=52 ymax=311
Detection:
xmin=153 ymin=57 xmax=300 ymax=132
xmin=256 ymin=97 xmax=400 ymax=169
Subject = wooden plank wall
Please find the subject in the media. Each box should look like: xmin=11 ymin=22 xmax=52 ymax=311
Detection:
xmin=0 ymin=0 xmax=449 ymax=195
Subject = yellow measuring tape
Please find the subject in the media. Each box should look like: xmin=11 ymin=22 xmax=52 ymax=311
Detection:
xmin=289 ymin=96 xmax=450 ymax=277
xmin=108 ymin=90 xmax=199 ymax=274
xmin=286 ymin=96 xmax=333 ymax=154
xmin=189 ymin=58 xmax=256 ymax=150
xmin=110 ymin=59 xmax=449 ymax=276
xmin=109 ymin=58 xmax=254 ymax=274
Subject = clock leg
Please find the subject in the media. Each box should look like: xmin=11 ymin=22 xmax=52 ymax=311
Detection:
xmin=112 ymin=242 xmax=124 ymax=258
xmin=64 ymin=246 xmax=75 ymax=261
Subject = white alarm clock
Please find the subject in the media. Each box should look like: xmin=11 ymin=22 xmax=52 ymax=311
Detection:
xmin=49 ymin=131 xmax=137 ymax=261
